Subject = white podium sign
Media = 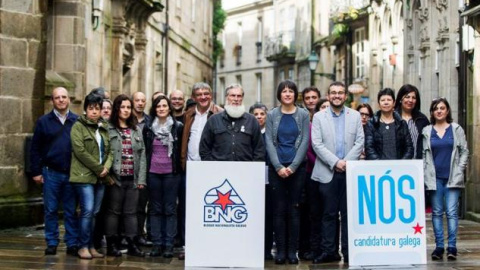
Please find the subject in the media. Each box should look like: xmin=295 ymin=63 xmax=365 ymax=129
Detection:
xmin=185 ymin=161 xmax=265 ymax=268
xmin=347 ymin=160 xmax=427 ymax=266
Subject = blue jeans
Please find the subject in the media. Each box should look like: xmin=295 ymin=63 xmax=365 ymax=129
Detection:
xmin=148 ymin=172 xmax=180 ymax=247
xmin=73 ymin=183 xmax=105 ymax=248
xmin=431 ymin=178 xmax=461 ymax=249
xmin=42 ymin=167 xmax=78 ymax=247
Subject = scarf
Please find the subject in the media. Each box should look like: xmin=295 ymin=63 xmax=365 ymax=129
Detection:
xmin=151 ymin=116 xmax=174 ymax=157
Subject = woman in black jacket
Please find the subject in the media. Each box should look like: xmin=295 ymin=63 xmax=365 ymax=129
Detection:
xmin=395 ymin=84 xmax=429 ymax=159
xmin=365 ymin=88 xmax=414 ymax=160
xmin=143 ymin=95 xmax=183 ymax=258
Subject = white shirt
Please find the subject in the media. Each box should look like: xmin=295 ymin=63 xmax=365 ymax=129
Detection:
xmin=53 ymin=109 xmax=69 ymax=125
xmin=187 ymin=107 xmax=209 ymax=161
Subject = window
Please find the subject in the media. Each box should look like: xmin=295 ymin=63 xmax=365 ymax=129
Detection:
xmin=279 ymin=70 xmax=285 ymax=82
xmin=288 ymin=68 xmax=294 ymax=80
xmin=353 ymin=28 xmax=366 ymax=79
xmin=256 ymin=73 xmax=262 ymax=102
xmin=236 ymin=75 xmax=242 ymax=86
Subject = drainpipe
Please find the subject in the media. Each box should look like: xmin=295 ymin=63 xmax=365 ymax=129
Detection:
xmin=164 ymin=0 xmax=169 ymax=93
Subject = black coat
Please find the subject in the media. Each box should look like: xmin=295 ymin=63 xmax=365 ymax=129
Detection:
xmin=143 ymin=118 xmax=184 ymax=174
xmin=365 ymin=111 xmax=414 ymax=160
xmin=395 ymin=109 xmax=429 ymax=159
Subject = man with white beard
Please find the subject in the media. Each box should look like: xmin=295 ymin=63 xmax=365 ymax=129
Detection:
xmin=199 ymin=84 xmax=265 ymax=161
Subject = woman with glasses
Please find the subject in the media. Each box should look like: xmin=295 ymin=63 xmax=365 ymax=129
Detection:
xmin=356 ymin=103 xmax=373 ymax=159
xmin=423 ymin=98 xmax=468 ymax=261
xmin=265 ymin=80 xmax=309 ymax=264
xmin=365 ymin=88 xmax=414 ymax=160
xmin=356 ymin=103 xmax=373 ymax=126
xmin=104 ymin=94 xmax=146 ymax=257
xmin=101 ymin=99 xmax=113 ymax=121
xmin=143 ymin=95 xmax=183 ymax=258
xmin=395 ymin=84 xmax=430 ymax=159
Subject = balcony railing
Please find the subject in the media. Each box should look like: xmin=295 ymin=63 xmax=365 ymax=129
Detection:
xmin=265 ymin=30 xmax=296 ymax=61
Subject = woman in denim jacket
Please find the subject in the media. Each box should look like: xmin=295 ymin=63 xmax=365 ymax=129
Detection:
xmin=423 ymin=98 xmax=469 ymax=261
xmin=104 ymin=94 xmax=147 ymax=258
xmin=265 ymin=80 xmax=309 ymax=264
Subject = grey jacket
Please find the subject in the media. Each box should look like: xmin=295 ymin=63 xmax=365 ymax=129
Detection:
xmin=423 ymin=123 xmax=469 ymax=190
xmin=311 ymin=107 xmax=364 ymax=183
xmin=108 ymin=125 xmax=147 ymax=187
xmin=265 ymin=106 xmax=310 ymax=172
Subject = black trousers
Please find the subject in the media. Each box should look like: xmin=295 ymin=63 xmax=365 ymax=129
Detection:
xmin=318 ymin=171 xmax=348 ymax=257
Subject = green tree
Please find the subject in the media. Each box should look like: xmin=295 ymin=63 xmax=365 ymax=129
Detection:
xmin=212 ymin=0 xmax=226 ymax=64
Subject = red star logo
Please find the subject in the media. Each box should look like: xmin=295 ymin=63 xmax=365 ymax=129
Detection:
xmin=213 ymin=190 xmax=234 ymax=211
xmin=413 ymin=222 xmax=424 ymax=234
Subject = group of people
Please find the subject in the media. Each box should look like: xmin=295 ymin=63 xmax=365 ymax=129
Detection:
xmin=30 ymin=79 xmax=468 ymax=264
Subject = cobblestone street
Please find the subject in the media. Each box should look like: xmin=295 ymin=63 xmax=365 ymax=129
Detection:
xmin=1 ymin=217 xmax=480 ymax=269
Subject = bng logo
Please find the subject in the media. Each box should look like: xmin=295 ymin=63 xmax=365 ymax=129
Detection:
xmin=204 ymin=179 xmax=248 ymax=223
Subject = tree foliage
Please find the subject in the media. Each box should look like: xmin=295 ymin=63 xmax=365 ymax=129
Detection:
xmin=212 ymin=0 xmax=226 ymax=64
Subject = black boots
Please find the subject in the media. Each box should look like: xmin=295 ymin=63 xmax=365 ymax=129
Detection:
xmin=106 ymin=236 xmax=122 ymax=257
xmin=126 ymin=237 xmax=145 ymax=257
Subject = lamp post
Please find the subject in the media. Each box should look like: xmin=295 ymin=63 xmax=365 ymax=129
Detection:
xmin=308 ymin=51 xmax=336 ymax=83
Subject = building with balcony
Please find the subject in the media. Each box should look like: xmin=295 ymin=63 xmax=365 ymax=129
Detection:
xmin=216 ymin=0 xmax=276 ymax=109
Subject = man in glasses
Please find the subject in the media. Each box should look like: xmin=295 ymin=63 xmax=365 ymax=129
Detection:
xmin=169 ymin=90 xmax=186 ymax=123
xmin=310 ymin=81 xmax=364 ymax=265
xmin=179 ymin=82 xmax=223 ymax=259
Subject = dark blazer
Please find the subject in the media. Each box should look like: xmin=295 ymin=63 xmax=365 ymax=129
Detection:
xmin=365 ymin=111 xmax=414 ymax=160
xmin=143 ymin=118 xmax=184 ymax=175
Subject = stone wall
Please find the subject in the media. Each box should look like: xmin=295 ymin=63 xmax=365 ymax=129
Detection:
xmin=0 ymin=0 xmax=47 ymax=228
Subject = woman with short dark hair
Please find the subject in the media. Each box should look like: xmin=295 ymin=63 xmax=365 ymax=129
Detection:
xmin=70 ymin=93 xmax=112 ymax=259
xmin=365 ymin=88 xmax=414 ymax=160
xmin=265 ymin=80 xmax=309 ymax=264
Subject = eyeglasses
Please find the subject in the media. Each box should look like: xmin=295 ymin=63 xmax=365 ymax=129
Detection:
xmin=360 ymin=113 xmax=370 ymax=118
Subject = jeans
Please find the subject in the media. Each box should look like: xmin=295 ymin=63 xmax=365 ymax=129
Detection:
xmin=104 ymin=177 xmax=139 ymax=238
xmin=431 ymin=178 xmax=461 ymax=249
xmin=73 ymin=183 xmax=105 ymax=248
xmin=319 ymin=171 xmax=348 ymax=257
xmin=42 ymin=167 xmax=78 ymax=247
xmin=269 ymin=165 xmax=306 ymax=256
xmin=148 ymin=172 xmax=180 ymax=247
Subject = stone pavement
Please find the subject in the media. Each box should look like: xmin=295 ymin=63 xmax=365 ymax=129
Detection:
xmin=1 ymin=218 xmax=480 ymax=270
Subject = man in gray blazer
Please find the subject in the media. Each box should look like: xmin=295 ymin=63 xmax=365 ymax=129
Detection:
xmin=310 ymin=81 xmax=364 ymax=264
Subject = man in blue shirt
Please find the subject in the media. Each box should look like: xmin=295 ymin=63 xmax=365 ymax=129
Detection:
xmin=30 ymin=87 xmax=79 ymax=256
xmin=310 ymin=82 xmax=364 ymax=264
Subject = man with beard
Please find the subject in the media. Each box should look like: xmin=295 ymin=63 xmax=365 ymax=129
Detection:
xmin=310 ymin=81 xmax=364 ymax=265
xmin=199 ymin=84 xmax=265 ymax=161
xmin=169 ymin=90 xmax=185 ymax=123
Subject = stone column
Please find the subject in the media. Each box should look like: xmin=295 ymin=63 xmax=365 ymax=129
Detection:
xmin=0 ymin=0 xmax=47 ymax=228
xmin=110 ymin=0 xmax=130 ymax=98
